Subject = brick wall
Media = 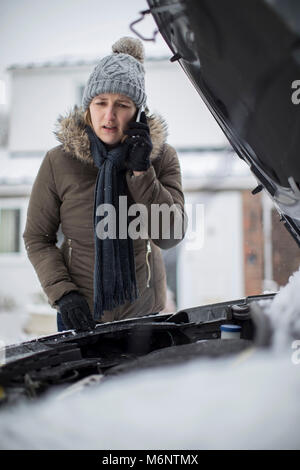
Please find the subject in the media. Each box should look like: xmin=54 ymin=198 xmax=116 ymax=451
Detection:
xmin=242 ymin=191 xmax=264 ymax=295
xmin=272 ymin=210 xmax=300 ymax=286
xmin=242 ymin=193 xmax=300 ymax=293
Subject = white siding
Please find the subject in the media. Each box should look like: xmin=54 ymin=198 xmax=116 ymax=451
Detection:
xmin=8 ymin=59 xmax=226 ymax=154
xmin=145 ymin=60 xmax=226 ymax=148
xmin=177 ymin=191 xmax=244 ymax=309
xmin=9 ymin=65 xmax=93 ymax=152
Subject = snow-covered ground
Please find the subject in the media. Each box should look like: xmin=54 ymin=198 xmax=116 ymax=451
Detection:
xmin=0 ymin=269 xmax=300 ymax=450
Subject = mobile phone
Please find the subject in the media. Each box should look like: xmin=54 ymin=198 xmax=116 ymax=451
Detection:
xmin=121 ymin=106 xmax=144 ymax=144
xmin=136 ymin=106 xmax=144 ymax=122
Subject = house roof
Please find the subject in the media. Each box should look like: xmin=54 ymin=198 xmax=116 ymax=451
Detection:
xmin=7 ymin=55 xmax=169 ymax=71
xmin=0 ymin=149 xmax=256 ymax=195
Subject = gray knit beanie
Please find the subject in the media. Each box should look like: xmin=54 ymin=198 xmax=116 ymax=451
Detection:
xmin=82 ymin=37 xmax=146 ymax=110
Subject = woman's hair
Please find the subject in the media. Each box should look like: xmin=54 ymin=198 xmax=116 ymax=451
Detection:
xmin=83 ymin=108 xmax=93 ymax=128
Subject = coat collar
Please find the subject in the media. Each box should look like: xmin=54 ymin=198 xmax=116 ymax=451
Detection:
xmin=54 ymin=106 xmax=168 ymax=166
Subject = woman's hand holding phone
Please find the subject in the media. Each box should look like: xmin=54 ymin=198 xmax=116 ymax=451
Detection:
xmin=123 ymin=109 xmax=153 ymax=173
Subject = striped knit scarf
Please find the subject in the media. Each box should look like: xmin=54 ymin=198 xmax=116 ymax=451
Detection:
xmin=86 ymin=125 xmax=138 ymax=321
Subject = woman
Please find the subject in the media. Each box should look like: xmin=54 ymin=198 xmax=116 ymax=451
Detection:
xmin=23 ymin=37 xmax=186 ymax=332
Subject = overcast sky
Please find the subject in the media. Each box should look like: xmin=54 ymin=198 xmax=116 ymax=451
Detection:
xmin=0 ymin=0 xmax=170 ymax=104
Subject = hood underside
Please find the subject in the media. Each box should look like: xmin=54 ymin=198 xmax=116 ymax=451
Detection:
xmin=147 ymin=0 xmax=300 ymax=245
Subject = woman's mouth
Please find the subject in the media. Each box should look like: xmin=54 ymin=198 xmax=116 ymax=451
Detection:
xmin=103 ymin=125 xmax=118 ymax=133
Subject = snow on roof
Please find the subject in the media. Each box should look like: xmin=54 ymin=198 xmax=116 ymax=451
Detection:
xmin=0 ymin=149 xmax=256 ymax=193
xmin=0 ymin=149 xmax=251 ymax=179
xmin=7 ymin=55 xmax=169 ymax=71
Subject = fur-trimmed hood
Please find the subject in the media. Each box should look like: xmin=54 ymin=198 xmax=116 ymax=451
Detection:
xmin=54 ymin=106 xmax=168 ymax=166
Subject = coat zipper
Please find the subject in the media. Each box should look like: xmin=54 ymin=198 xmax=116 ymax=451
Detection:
xmin=146 ymin=240 xmax=152 ymax=288
xmin=68 ymin=238 xmax=72 ymax=265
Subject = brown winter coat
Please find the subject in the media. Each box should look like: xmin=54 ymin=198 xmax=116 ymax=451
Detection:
xmin=23 ymin=107 xmax=186 ymax=323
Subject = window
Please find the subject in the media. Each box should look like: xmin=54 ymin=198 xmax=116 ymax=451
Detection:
xmin=0 ymin=208 xmax=20 ymax=253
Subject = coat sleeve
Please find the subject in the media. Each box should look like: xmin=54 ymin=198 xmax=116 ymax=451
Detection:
xmin=125 ymin=143 xmax=187 ymax=249
xmin=23 ymin=150 xmax=79 ymax=309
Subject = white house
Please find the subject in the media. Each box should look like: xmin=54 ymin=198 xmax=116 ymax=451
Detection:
xmin=0 ymin=54 xmax=258 ymax=320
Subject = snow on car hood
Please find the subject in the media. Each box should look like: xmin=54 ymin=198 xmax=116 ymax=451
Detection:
xmin=0 ymin=348 xmax=299 ymax=450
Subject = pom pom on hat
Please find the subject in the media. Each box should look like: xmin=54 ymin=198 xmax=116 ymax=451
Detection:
xmin=112 ymin=36 xmax=145 ymax=64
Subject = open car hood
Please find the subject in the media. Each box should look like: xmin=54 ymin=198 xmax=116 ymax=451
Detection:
xmin=146 ymin=0 xmax=300 ymax=245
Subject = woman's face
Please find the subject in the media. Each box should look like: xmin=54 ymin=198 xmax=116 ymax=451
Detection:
xmin=89 ymin=93 xmax=137 ymax=147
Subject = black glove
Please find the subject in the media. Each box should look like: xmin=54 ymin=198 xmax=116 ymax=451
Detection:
xmin=123 ymin=111 xmax=153 ymax=172
xmin=57 ymin=291 xmax=95 ymax=331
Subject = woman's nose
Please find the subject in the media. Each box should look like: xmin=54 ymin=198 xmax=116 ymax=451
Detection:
xmin=105 ymin=106 xmax=116 ymax=121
